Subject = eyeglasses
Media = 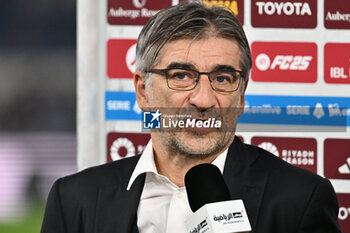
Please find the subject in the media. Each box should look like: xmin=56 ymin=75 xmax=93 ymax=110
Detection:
xmin=144 ymin=68 xmax=243 ymax=93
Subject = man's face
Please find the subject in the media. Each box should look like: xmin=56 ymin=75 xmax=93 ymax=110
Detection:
xmin=135 ymin=37 xmax=247 ymax=157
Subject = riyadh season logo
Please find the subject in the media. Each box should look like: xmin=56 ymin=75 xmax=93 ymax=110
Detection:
xmin=257 ymin=142 xmax=279 ymax=156
xmin=110 ymin=137 xmax=135 ymax=160
xmin=107 ymin=132 xmax=150 ymax=162
xmin=143 ymin=110 xmax=222 ymax=130
xmin=252 ymin=137 xmax=317 ymax=172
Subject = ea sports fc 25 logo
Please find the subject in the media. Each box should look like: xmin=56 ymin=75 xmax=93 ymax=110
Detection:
xmin=251 ymin=41 xmax=317 ymax=83
xmin=255 ymin=53 xmax=312 ymax=71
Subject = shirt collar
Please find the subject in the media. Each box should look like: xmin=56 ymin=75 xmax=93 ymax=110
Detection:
xmin=127 ymin=139 xmax=228 ymax=190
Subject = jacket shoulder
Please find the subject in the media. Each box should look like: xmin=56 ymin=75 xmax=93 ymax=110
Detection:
xmin=57 ymin=155 xmax=141 ymax=194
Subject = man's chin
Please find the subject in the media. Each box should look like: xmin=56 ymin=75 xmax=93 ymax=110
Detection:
xmin=176 ymin=132 xmax=225 ymax=156
xmin=158 ymin=127 xmax=234 ymax=157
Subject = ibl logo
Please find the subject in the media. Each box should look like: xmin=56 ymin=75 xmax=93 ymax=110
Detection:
xmin=324 ymin=43 xmax=350 ymax=84
xmin=251 ymin=42 xmax=317 ymax=83
xmin=330 ymin=67 xmax=349 ymax=79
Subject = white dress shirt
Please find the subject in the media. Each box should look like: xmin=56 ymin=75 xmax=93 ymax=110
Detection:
xmin=127 ymin=140 xmax=228 ymax=233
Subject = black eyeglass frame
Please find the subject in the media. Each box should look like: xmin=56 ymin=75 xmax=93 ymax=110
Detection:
xmin=144 ymin=67 xmax=245 ymax=93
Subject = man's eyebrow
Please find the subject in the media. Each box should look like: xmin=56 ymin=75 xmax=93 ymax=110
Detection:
xmin=165 ymin=63 xmax=241 ymax=72
xmin=212 ymin=65 xmax=241 ymax=72
xmin=166 ymin=62 xmax=196 ymax=70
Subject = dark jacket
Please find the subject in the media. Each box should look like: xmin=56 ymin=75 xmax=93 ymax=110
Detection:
xmin=41 ymin=137 xmax=342 ymax=233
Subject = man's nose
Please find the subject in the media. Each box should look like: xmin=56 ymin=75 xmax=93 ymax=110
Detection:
xmin=188 ymin=75 xmax=217 ymax=110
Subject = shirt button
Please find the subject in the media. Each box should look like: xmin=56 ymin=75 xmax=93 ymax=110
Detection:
xmin=177 ymin=191 xmax=184 ymax=199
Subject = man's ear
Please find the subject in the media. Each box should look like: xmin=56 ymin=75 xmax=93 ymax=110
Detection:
xmin=134 ymin=69 xmax=149 ymax=110
xmin=238 ymin=79 xmax=249 ymax=116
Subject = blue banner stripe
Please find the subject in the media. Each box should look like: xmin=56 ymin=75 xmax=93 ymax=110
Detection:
xmin=240 ymin=95 xmax=350 ymax=126
xmin=105 ymin=91 xmax=140 ymax=120
xmin=105 ymin=91 xmax=350 ymax=126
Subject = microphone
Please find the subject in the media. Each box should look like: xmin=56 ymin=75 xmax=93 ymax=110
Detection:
xmin=185 ymin=163 xmax=251 ymax=233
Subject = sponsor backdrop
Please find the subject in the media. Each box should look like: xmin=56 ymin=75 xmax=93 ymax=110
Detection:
xmin=78 ymin=0 xmax=350 ymax=231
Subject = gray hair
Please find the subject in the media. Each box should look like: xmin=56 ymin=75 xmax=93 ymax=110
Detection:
xmin=135 ymin=2 xmax=252 ymax=82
